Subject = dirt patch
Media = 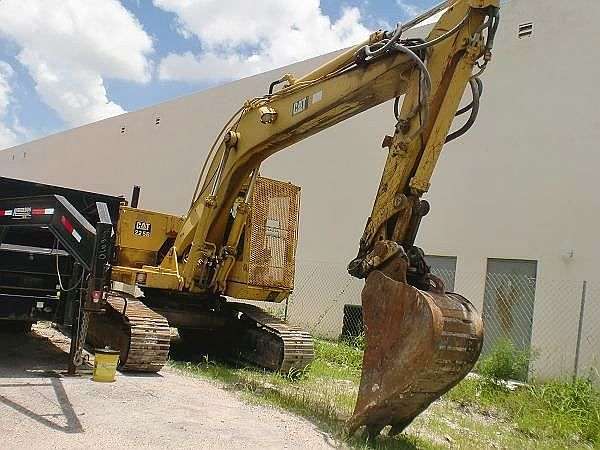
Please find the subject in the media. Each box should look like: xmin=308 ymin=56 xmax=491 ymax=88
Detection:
xmin=0 ymin=324 xmax=340 ymax=449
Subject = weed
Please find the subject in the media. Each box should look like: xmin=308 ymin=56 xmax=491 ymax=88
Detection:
xmin=447 ymin=374 xmax=600 ymax=445
xmin=477 ymin=339 xmax=534 ymax=381
xmin=312 ymin=338 xmax=363 ymax=378
xmin=524 ymin=378 xmax=600 ymax=443
xmin=342 ymin=333 xmax=366 ymax=351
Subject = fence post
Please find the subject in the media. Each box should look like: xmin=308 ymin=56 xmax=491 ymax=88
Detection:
xmin=573 ymin=280 xmax=588 ymax=381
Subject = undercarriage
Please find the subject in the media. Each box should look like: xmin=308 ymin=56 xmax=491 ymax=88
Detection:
xmin=86 ymin=291 xmax=314 ymax=374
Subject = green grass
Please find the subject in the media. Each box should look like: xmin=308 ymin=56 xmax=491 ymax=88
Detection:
xmin=169 ymin=337 xmax=600 ymax=449
xmin=452 ymin=339 xmax=600 ymax=446
xmin=448 ymin=377 xmax=600 ymax=447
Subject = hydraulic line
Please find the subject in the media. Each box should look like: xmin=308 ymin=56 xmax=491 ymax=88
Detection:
xmin=391 ymin=43 xmax=432 ymax=141
xmin=486 ymin=7 xmax=500 ymax=51
xmin=455 ymin=77 xmax=483 ymax=116
xmin=362 ymin=25 xmax=405 ymax=60
xmin=191 ymin=105 xmax=246 ymax=205
xmin=446 ymin=76 xmax=481 ymax=143
xmin=359 ymin=12 xmax=468 ymax=65
xmin=54 ymin=240 xmax=84 ymax=292
xmin=399 ymin=0 xmax=452 ymax=32
xmin=405 ymin=13 xmax=469 ymax=51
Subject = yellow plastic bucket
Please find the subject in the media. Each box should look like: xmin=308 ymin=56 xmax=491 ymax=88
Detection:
xmin=93 ymin=348 xmax=120 ymax=382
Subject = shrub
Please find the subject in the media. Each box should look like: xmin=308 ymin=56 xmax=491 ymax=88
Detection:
xmin=477 ymin=339 xmax=533 ymax=382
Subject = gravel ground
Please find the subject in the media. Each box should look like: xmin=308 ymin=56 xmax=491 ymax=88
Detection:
xmin=0 ymin=323 xmax=339 ymax=449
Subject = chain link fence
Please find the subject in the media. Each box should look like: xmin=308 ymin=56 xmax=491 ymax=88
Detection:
xmin=257 ymin=260 xmax=600 ymax=383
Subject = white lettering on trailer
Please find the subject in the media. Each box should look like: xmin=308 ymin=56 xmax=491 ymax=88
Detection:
xmin=12 ymin=207 xmax=32 ymax=219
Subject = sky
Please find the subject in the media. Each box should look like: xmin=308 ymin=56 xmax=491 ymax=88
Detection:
xmin=0 ymin=0 xmax=439 ymax=150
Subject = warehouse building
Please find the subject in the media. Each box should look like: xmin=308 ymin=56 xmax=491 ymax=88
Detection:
xmin=1 ymin=0 xmax=598 ymax=380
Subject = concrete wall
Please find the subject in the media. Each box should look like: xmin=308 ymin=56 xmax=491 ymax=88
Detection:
xmin=2 ymin=0 xmax=600 ymax=379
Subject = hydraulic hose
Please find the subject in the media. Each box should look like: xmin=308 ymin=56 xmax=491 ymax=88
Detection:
xmin=455 ymin=77 xmax=483 ymax=116
xmin=445 ymin=76 xmax=481 ymax=143
xmin=191 ymin=105 xmax=246 ymax=205
xmin=362 ymin=24 xmax=404 ymax=60
xmin=405 ymin=13 xmax=469 ymax=51
xmin=399 ymin=0 xmax=451 ymax=32
xmin=392 ymin=43 xmax=432 ymax=141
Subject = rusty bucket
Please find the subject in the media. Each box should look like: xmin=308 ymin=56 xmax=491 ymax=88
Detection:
xmin=347 ymin=270 xmax=483 ymax=437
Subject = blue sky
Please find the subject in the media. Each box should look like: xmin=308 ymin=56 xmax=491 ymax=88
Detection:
xmin=0 ymin=0 xmax=438 ymax=149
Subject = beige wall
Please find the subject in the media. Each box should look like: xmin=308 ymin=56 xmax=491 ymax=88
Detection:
xmin=2 ymin=0 xmax=600 ymax=379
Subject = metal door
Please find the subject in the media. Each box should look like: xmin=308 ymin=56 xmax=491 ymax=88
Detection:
xmin=482 ymin=258 xmax=537 ymax=355
xmin=425 ymin=255 xmax=457 ymax=291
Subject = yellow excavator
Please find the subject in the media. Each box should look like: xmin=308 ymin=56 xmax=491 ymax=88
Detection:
xmin=78 ymin=0 xmax=499 ymax=436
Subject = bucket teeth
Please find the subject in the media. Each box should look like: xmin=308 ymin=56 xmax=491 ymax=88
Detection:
xmin=348 ymin=270 xmax=483 ymax=436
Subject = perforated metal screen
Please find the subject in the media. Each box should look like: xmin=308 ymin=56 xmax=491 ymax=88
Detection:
xmin=247 ymin=177 xmax=300 ymax=290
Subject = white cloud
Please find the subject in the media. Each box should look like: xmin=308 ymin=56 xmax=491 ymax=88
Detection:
xmin=0 ymin=61 xmax=18 ymax=149
xmin=0 ymin=0 xmax=154 ymax=127
xmin=154 ymin=0 xmax=370 ymax=83
xmin=396 ymin=0 xmax=422 ymax=19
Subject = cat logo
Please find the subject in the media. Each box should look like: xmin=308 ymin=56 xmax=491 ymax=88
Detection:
xmin=291 ymin=96 xmax=309 ymax=116
xmin=134 ymin=221 xmax=151 ymax=237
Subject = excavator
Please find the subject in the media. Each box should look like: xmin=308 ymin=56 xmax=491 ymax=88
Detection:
xmin=0 ymin=0 xmax=500 ymax=437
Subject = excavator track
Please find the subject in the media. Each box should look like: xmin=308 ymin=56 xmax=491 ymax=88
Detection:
xmin=87 ymin=293 xmax=171 ymax=372
xmin=228 ymin=302 xmax=314 ymax=373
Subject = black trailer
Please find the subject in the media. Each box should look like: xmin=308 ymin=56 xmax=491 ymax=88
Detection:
xmin=0 ymin=177 xmax=123 ymax=371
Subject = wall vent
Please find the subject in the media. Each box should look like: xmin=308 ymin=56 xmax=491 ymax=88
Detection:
xmin=155 ymin=117 xmax=161 ymax=126
xmin=120 ymin=126 xmax=126 ymax=134
xmin=518 ymin=22 xmax=534 ymax=39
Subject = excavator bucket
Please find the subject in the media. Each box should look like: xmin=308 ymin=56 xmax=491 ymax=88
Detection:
xmin=347 ymin=270 xmax=483 ymax=437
